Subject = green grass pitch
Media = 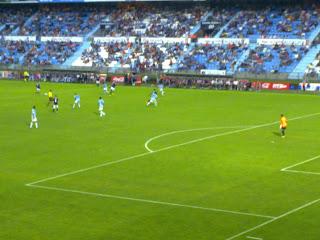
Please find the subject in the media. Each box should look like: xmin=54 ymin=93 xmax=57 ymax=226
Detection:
xmin=1 ymin=80 xmax=320 ymax=240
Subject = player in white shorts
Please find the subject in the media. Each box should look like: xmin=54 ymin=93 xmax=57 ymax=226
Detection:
xmin=98 ymin=97 xmax=106 ymax=117
xmin=147 ymin=89 xmax=158 ymax=107
xmin=30 ymin=106 xmax=38 ymax=128
xmin=52 ymin=96 xmax=59 ymax=112
xmin=110 ymin=82 xmax=116 ymax=95
xmin=158 ymin=81 xmax=165 ymax=96
xmin=103 ymin=82 xmax=108 ymax=94
xmin=73 ymin=93 xmax=81 ymax=109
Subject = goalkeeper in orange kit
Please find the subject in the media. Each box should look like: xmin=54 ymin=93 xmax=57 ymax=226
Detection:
xmin=280 ymin=114 xmax=287 ymax=138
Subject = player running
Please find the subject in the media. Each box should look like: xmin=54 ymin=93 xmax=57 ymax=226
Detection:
xmin=30 ymin=106 xmax=38 ymax=129
xmin=98 ymin=97 xmax=106 ymax=117
xmin=53 ymin=96 xmax=59 ymax=112
xmin=36 ymin=83 xmax=40 ymax=93
xmin=158 ymin=81 xmax=165 ymax=96
xmin=147 ymin=89 xmax=158 ymax=107
xmin=280 ymin=114 xmax=287 ymax=138
xmin=73 ymin=93 xmax=81 ymax=109
xmin=103 ymin=82 xmax=108 ymax=94
xmin=47 ymin=89 xmax=53 ymax=106
xmin=109 ymin=82 xmax=116 ymax=95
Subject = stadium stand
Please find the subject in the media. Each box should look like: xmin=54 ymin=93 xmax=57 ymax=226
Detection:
xmin=178 ymin=43 xmax=248 ymax=72
xmin=73 ymin=41 xmax=188 ymax=72
xmin=220 ymin=7 xmax=320 ymax=40
xmin=23 ymin=41 xmax=80 ymax=65
xmin=239 ymin=44 xmax=308 ymax=73
xmin=0 ymin=3 xmax=319 ymax=79
xmin=0 ymin=7 xmax=34 ymax=35
xmin=94 ymin=4 xmax=207 ymax=37
xmin=18 ymin=6 xmax=108 ymax=37
xmin=0 ymin=39 xmax=34 ymax=65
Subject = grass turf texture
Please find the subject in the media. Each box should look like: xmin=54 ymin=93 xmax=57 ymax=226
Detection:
xmin=1 ymin=80 xmax=320 ymax=240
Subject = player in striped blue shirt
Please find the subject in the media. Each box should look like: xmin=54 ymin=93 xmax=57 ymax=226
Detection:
xmin=103 ymin=82 xmax=108 ymax=94
xmin=30 ymin=106 xmax=38 ymax=129
xmin=98 ymin=97 xmax=106 ymax=117
xmin=73 ymin=94 xmax=81 ymax=109
xmin=147 ymin=89 xmax=158 ymax=107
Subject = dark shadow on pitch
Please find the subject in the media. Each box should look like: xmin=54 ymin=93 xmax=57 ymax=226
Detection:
xmin=273 ymin=131 xmax=281 ymax=137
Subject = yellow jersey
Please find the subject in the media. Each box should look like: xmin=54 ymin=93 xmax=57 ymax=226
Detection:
xmin=48 ymin=91 xmax=53 ymax=98
xmin=280 ymin=116 xmax=287 ymax=128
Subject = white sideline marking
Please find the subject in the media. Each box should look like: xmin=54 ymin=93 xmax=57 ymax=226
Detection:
xmin=26 ymin=112 xmax=320 ymax=186
xmin=26 ymin=152 xmax=152 ymax=186
xmin=246 ymin=236 xmax=263 ymax=240
xmin=225 ymin=197 xmax=320 ymax=240
xmin=281 ymin=155 xmax=320 ymax=171
xmin=144 ymin=126 xmax=255 ymax=153
xmin=282 ymin=169 xmax=320 ymax=176
xmin=26 ymin=184 xmax=276 ymax=219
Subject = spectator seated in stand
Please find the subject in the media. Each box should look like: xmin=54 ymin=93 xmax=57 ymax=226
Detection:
xmin=239 ymin=43 xmax=308 ymax=73
xmin=0 ymin=7 xmax=34 ymax=35
xmin=177 ymin=42 xmax=248 ymax=72
xmin=23 ymin=41 xmax=80 ymax=65
xmin=18 ymin=6 xmax=109 ymax=36
xmin=74 ymin=41 xmax=188 ymax=72
xmin=0 ymin=39 xmax=34 ymax=65
xmin=221 ymin=6 xmax=320 ymax=40
xmin=94 ymin=4 xmax=207 ymax=37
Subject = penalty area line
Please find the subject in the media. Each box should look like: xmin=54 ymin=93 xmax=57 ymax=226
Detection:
xmin=144 ymin=126 xmax=258 ymax=153
xmin=26 ymin=111 xmax=320 ymax=186
xmin=281 ymin=154 xmax=320 ymax=171
xmin=26 ymin=184 xmax=276 ymax=219
xmin=225 ymin=197 xmax=320 ymax=240
xmin=246 ymin=236 xmax=263 ymax=240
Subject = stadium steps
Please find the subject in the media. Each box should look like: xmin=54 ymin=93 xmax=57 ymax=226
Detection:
xmin=288 ymin=45 xmax=320 ymax=80
xmin=11 ymin=13 xmax=37 ymax=35
xmin=190 ymin=11 xmax=211 ymax=35
xmin=232 ymin=45 xmax=253 ymax=73
xmin=63 ymin=41 xmax=91 ymax=66
xmin=214 ymin=12 xmax=240 ymax=38
xmin=11 ymin=26 xmax=20 ymax=35
xmin=308 ymin=25 xmax=320 ymax=42
xmin=85 ymin=25 xmax=100 ymax=40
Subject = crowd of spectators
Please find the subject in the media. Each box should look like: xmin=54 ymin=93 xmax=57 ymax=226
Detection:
xmin=0 ymin=7 xmax=34 ymax=35
xmin=23 ymin=41 xmax=80 ymax=65
xmin=177 ymin=43 xmax=248 ymax=72
xmin=0 ymin=4 xmax=319 ymax=39
xmin=239 ymin=43 xmax=309 ymax=73
xmin=80 ymin=41 xmax=131 ymax=67
xmin=78 ymin=41 xmax=187 ymax=72
xmin=160 ymin=75 xmax=251 ymax=90
xmin=95 ymin=4 xmax=207 ymax=37
xmin=221 ymin=6 xmax=320 ymax=39
xmin=0 ymin=39 xmax=34 ymax=65
xmin=18 ymin=6 xmax=108 ymax=36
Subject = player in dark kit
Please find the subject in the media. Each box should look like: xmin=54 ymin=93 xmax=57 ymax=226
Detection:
xmin=53 ymin=96 xmax=59 ymax=112
xmin=110 ymin=82 xmax=116 ymax=95
xmin=36 ymin=83 xmax=40 ymax=93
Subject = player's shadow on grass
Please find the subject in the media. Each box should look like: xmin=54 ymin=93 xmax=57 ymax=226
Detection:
xmin=273 ymin=131 xmax=281 ymax=137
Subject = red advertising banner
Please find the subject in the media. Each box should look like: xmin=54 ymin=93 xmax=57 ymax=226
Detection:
xmin=135 ymin=76 xmax=142 ymax=85
xmin=111 ymin=76 xmax=125 ymax=83
xmin=254 ymin=82 xmax=290 ymax=90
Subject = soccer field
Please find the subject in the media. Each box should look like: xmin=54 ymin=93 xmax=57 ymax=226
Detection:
xmin=1 ymin=80 xmax=320 ymax=240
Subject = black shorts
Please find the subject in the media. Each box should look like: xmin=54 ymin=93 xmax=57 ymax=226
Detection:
xmin=281 ymin=127 xmax=286 ymax=130
xmin=49 ymin=97 xmax=54 ymax=101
